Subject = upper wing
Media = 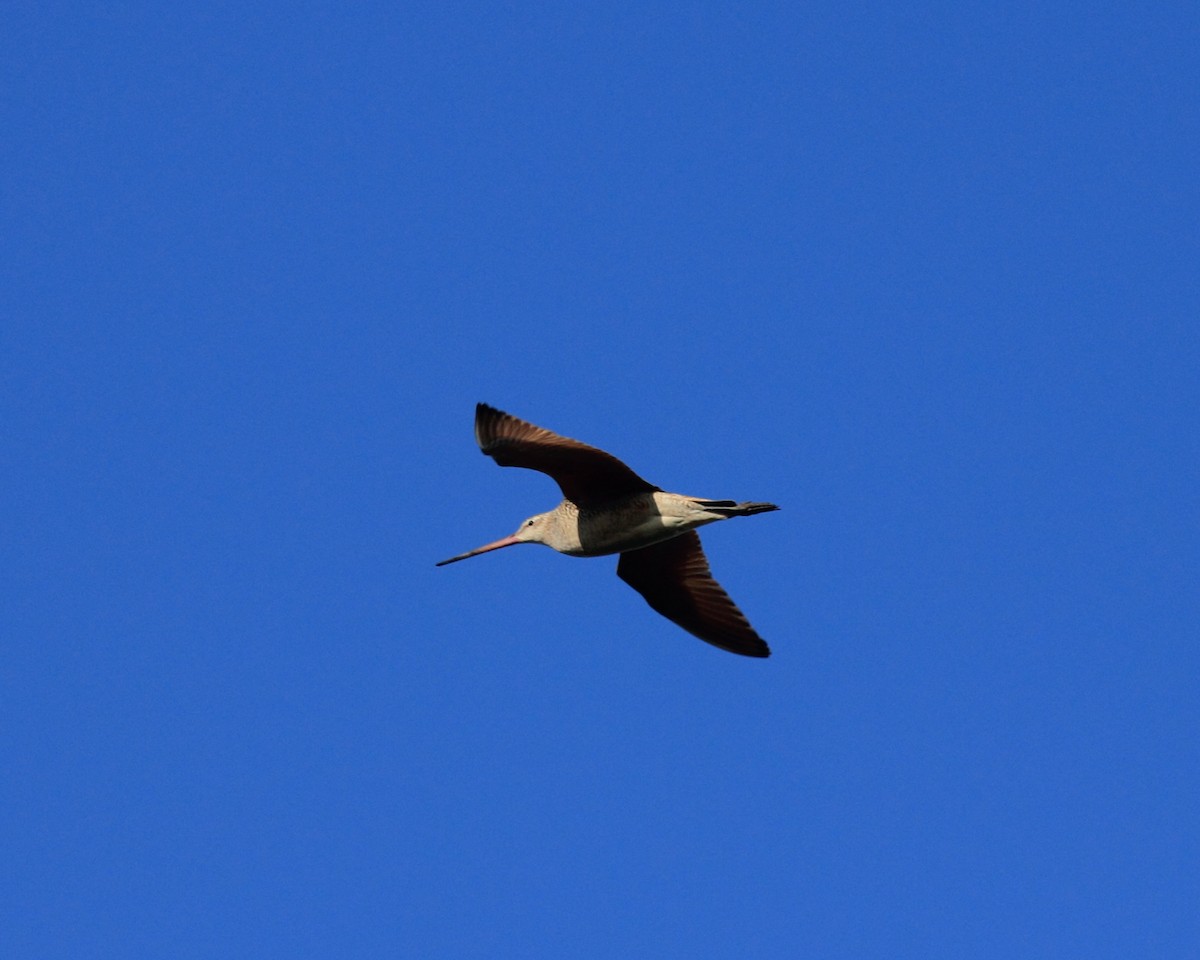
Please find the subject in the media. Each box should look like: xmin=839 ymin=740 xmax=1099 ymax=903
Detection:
xmin=617 ymin=532 xmax=771 ymax=658
xmin=474 ymin=403 xmax=658 ymax=508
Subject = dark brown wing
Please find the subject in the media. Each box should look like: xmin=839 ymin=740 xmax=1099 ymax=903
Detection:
xmin=617 ymin=532 xmax=771 ymax=658
xmin=474 ymin=403 xmax=657 ymax=508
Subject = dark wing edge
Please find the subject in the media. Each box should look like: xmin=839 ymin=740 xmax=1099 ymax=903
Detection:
xmin=474 ymin=403 xmax=657 ymax=506
xmin=617 ymin=532 xmax=771 ymax=658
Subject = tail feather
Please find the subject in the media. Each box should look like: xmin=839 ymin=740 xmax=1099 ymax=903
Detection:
xmin=694 ymin=499 xmax=780 ymax=517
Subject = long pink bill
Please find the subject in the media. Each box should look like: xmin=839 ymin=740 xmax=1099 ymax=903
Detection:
xmin=435 ymin=534 xmax=523 ymax=567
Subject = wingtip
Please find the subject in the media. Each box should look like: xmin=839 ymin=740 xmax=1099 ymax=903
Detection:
xmin=725 ymin=636 xmax=771 ymax=658
xmin=473 ymin=402 xmax=497 ymax=425
xmin=474 ymin=402 xmax=502 ymax=451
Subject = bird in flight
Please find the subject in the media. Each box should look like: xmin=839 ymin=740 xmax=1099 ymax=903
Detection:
xmin=437 ymin=403 xmax=779 ymax=657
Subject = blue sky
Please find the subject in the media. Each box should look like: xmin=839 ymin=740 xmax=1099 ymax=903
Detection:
xmin=3 ymin=2 xmax=1197 ymax=957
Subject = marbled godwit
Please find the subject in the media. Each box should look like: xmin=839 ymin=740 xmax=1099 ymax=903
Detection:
xmin=436 ymin=404 xmax=779 ymax=658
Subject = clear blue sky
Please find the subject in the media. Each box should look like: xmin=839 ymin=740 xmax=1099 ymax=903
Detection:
xmin=3 ymin=2 xmax=1197 ymax=957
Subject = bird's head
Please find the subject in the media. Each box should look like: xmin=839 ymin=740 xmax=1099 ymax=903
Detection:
xmin=435 ymin=511 xmax=555 ymax=566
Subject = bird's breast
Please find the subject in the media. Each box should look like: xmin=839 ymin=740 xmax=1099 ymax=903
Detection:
xmin=562 ymin=493 xmax=721 ymax=557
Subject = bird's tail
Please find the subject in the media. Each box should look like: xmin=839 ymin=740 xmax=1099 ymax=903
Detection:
xmin=694 ymin=499 xmax=780 ymax=516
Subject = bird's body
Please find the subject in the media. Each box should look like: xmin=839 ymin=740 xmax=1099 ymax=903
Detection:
xmin=506 ymin=492 xmax=776 ymax=558
xmin=437 ymin=404 xmax=779 ymax=657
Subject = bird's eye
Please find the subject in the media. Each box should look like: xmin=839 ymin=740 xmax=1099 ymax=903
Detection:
xmin=526 ymin=519 xmax=535 ymax=527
